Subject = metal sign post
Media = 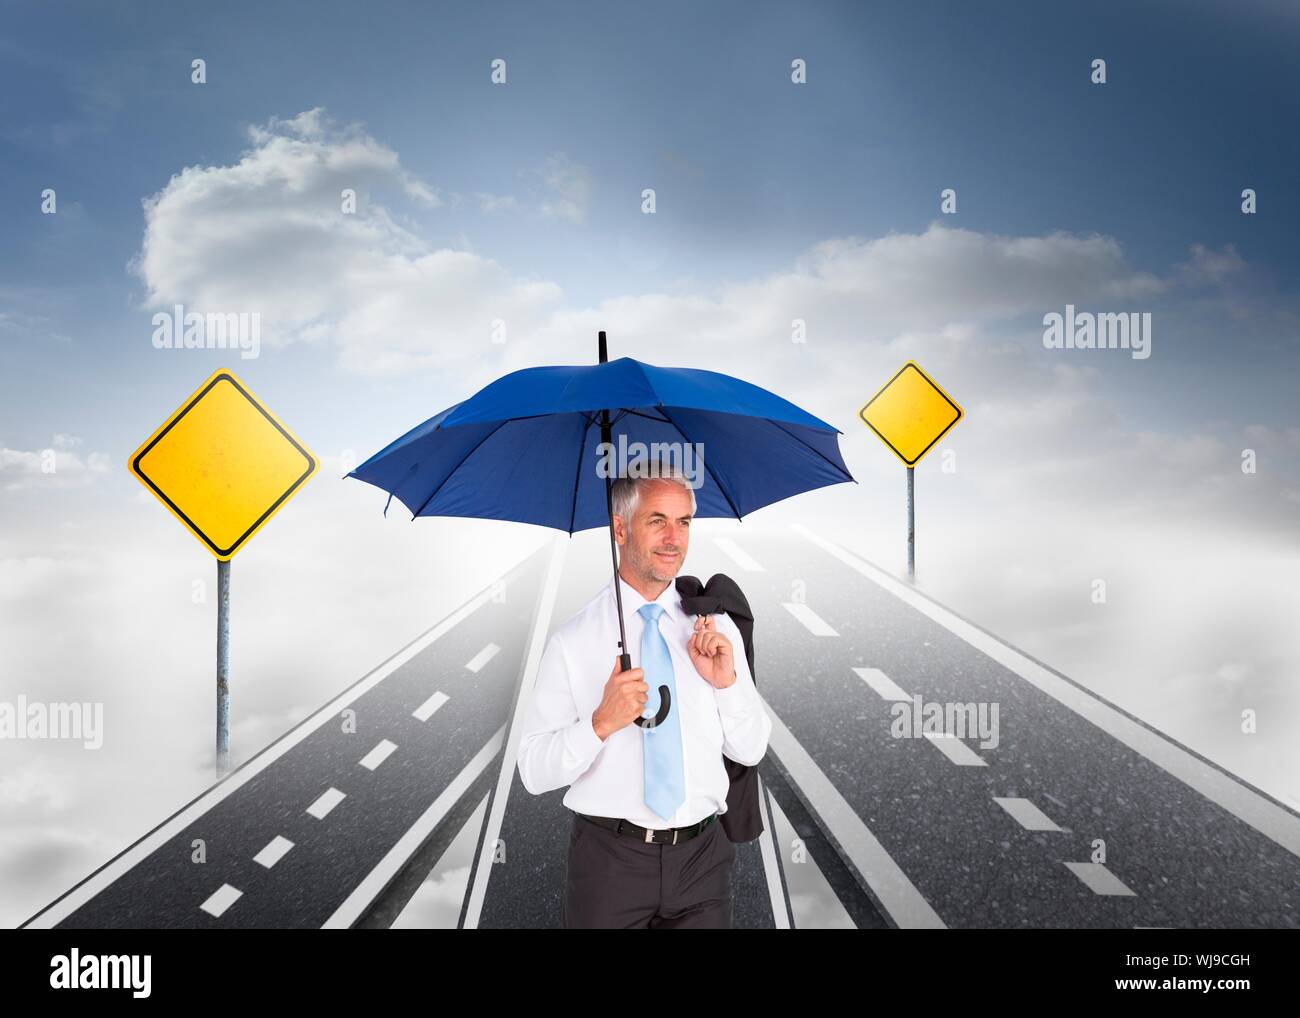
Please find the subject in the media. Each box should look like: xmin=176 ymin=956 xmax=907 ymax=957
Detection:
xmin=216 ymin=558 xmax=231 ymax=775
xmin=906 ymin=465 xmax=915 ymax=580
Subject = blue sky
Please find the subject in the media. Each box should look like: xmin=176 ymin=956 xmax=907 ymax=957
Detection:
xmin=2 ymin=0 xmax=1299 ymax=456
xmin=1 ymin=0 xmax=1298 ymax=926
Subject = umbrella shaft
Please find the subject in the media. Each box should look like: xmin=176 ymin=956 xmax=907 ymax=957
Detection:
xmin=601 ymin=412 xmax=632 ymax=670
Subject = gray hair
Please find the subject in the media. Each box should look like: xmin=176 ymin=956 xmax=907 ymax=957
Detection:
xmin=610 ymin=462 xmax=697 ymax=524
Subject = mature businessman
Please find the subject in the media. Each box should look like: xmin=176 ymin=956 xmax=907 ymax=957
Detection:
xmin=516 ymin=463 xmax=772 ymax=928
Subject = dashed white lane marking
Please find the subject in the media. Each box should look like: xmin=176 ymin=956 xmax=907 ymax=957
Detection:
xmin=464 ymin=537 xmax=569 ymax=929
xmin=923 ymin=732 xmax=988 ymax=767
xmin=781 ymin=602 xmax=839 ymax=637
xmin=253 ymin=836 xmax=295 ymax=869
xmin=306 ymin=787 xmax=346 ymax=820
xmin=199 ymin=883 xmax=242 ymax=918
xmin=465 ymin=643 xmax=501 ymax=673
xmin=792 ymin=523 xmax=1300 ymax=861
xmin=852 ymin=667 xmax=909 ymax=701
xmin=1064 ymin=861 xmax=1136 ymax=896
xmin=763 ymin=696 xmax=947 ymax=928
xmin=993 ymin=797 xmax=1066 ymax=832
xmin=322 ymin=725 xmax=509 ymax=929
xmin=413 ymin=691 xmax=449 ymax=721
xmin=20 ymin=550 xmax=533 ymax=930
xmin=712 ymin=537 xmax=765 ymax=572
xmin=359 ymin=739 xmax=397 ymax=771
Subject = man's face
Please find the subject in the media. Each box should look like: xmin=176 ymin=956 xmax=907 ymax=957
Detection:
xmin=615 ymin=479 xmax=693 ymax=585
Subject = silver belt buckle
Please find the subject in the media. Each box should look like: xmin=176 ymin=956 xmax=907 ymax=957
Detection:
xmin=644 ymin=827 xmax=654 ymax=843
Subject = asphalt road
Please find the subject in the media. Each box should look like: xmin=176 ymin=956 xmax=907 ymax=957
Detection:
xmin=22 ymin=545 xmax=552 ymax=929
xmin=688 ymin=525 xmax=1300 ymax=929
xmin=23 ymin=525 xmax=1300 ymax=929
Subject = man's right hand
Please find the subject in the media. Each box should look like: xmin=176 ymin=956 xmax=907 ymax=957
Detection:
xmin=591 ymin=657 xmax=649 ymax=741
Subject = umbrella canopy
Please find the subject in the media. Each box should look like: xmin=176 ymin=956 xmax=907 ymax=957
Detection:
xmin=348 ymin=353 xmax=853 ymax=530
xmin=347 ymin=334 xmax=855 ymax=727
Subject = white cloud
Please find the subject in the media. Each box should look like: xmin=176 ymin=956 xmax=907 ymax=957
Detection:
xmin=0 ymin=761 xmax=71 ymax=814
xmin=243 ymin=108 xmax=440 ymax=208
xmin=504 ymin=221 xmax=1171 ymax=383
xmin=1177 ymin=242 xmax=1247 ymax=285
xmin=133 ymin=108 xmax=561 ymax=376
xmin=131 ymin=108 xmax=1182 ymax=390
xmin=451 ymin=152 xmax=593 ymax=221
xmin=531 ymin=152 xmax=592 ymax=224
xmin=0 ymin=310 xmax=73 ymax=345
xmin=0 ymin=821 xmax=121 ymax=927
xmin=473 ymin=192 xmax=521 ymax=213
xmin=0 ymin=436 xmax=110 ymax=491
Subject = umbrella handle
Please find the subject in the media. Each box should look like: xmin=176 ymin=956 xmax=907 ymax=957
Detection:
xmin=618 ymin=653 xmax=672 ymax=728
xmin=634 ymin=684 xmax=672 ymax=729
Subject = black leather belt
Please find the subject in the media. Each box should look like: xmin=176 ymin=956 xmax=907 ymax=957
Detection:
xmin=577 ymin=811 xmax=717 ymax=845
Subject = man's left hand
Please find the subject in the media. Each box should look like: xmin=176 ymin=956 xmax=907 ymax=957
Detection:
xmin=687 ymin=615 xmax=736 ymax=688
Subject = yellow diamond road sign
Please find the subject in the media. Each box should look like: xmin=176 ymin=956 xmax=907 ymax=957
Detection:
xmin=859 ymin=361 xmax=963 ymax=467
xmin=129 ymin=369 xmax=318 ymax=560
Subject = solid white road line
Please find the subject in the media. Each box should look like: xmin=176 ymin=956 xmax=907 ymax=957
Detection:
xmin=923 ymin=732 xmax=988 ymax=767
xmin=1064 ymin=861 xmax=1136 ymax=896
xmin=21 ymin=551 xmax=532 ymax=929
xmin=755 ymin=773 xmax=792 ymax=929
xmin=993 ymin=796 xmax=1066 ymax=832
xmin=306 ymin=787 xmax=346 ymax=820
xmin=320 ymin=725 xmax=507 ymax=929
xmin=763 ymin=696 xmax=947 ymax=928
xmin=712 ymin=536 xmax=765 ymax=572
xmin=792 ymin=523 xmax=1300 ymax=861
xmin=463 ymin=535 xmax=569 ymax=929
xmin=359 ymin=739 xmax=398 ymax=771
xmin=465 ymin=643 xmax=501 ymax=673
xmin=253 ymin=835 xmax=295 ymax=869
xmin=199 ymin=884 xmax=242 ymax=919
xmin=413 ymin=691 xmax=449 ymax=722
xmin=852 ymin=667 xmax=910 ymax=701
xmin=781 ymin=602 xmax=839 ymax=636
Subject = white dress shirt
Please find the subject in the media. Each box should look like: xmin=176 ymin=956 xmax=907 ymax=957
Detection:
xmin=516 ymin=573 xmax=772 ymax=829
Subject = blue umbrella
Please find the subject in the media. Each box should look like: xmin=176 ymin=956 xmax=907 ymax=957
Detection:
xmin=347 ymin=333 xmax=854 ymax=726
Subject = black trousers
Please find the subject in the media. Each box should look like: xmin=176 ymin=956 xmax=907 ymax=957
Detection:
xmin=563 ymin=812 xmax=736 ymax=928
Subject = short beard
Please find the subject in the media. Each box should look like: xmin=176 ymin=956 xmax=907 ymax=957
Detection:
xmin=630 ymin=544 xmax=678 ymax=584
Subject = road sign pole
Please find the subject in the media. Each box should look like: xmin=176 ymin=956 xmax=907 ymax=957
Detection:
xmin=859 ymin=360 xmax=961 ymax=584
xmin=216 ymin=558 xmax=230 ymax=777
xmin=128 ymin=369 xmax=317 ymax=781
xmin=906 ymin=465 xmax=915 ymax=582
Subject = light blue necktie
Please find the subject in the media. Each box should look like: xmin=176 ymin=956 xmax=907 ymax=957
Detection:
xmin=637 ymin=602 xmax=686 ymax=821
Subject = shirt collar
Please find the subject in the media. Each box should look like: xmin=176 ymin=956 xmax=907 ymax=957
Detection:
xmin=612 ymin=573 xmax=681 ymax=621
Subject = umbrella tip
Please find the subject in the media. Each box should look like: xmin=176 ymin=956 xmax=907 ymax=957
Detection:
xmin=598 ymin=330 xmax=608 ymax=363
